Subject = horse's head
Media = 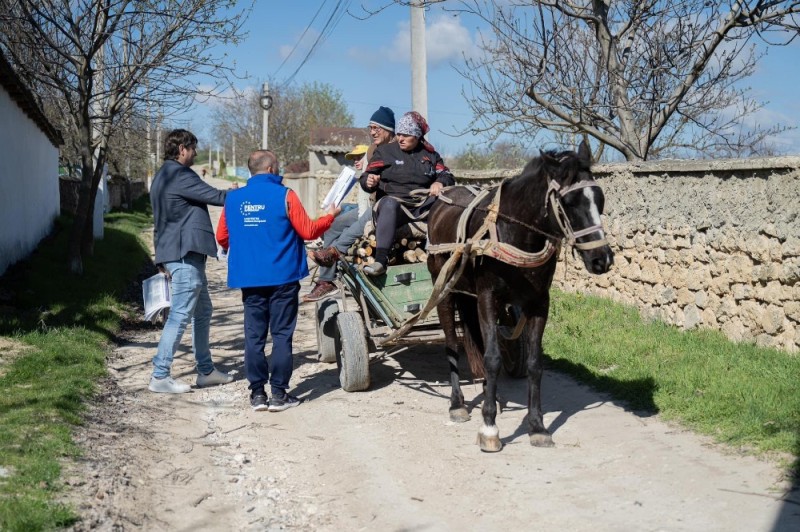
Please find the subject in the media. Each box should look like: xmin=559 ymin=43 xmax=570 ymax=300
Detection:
xmin=542 ymin=140 xmax=614 ymax=274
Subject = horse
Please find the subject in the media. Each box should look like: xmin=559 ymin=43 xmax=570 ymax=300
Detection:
xmin=425 ymin=140 xmax=614 ymax=452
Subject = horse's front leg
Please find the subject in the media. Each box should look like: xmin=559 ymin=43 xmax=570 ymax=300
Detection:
xmin=476 ymin=288 xmax=502 ymax=452
xmin=525 ymin=308 xmax=554 ymax=447
xmin=437 ymin=294 xmax=469 ymax=422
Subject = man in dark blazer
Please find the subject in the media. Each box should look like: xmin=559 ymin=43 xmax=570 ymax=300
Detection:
xmin=148 ymin=129 xmax=234 ymax=393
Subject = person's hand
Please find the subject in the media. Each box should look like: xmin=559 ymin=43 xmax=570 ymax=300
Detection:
xmin=429 ymin=182 xmax=444 ymax=196
xmin=327 ymin=205 xmax=342 ymax=217
xmin=366 ymin=173 xmax=380 ymax=189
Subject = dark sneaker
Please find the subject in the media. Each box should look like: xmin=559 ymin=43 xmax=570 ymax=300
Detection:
xmin=268 ymin=393 xmax=301 ymax=412
xmin=302 ymin=281 xmax=340 ymax=303
xmin=250 ymin=389 xmax=269 ymax=411
xmin=362 ymin=262 xmax=386 ymax=277
xmin=311 ymin=247 xmax=341 ymax=267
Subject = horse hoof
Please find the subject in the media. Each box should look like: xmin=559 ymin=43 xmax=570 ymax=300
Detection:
xmin=449 ymin=407 xmax=470 ymax=423
xmin=477 ymin=426 xmax=502 ymax=452
xmin=529 ymin=433 xmax=554 ymax=447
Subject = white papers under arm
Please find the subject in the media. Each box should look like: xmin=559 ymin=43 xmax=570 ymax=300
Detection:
xmin=321 ymin=166 xmax=357 ymax=210
xmin=142 ymin=272 xmax=171 ymax=322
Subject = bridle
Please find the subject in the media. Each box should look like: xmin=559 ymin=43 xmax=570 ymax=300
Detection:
xmin=545 ymin=178 xmax=609 ymax=251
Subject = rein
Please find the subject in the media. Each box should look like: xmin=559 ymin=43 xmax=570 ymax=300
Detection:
xmin=378 ymin=169 xmax=608 ymax=345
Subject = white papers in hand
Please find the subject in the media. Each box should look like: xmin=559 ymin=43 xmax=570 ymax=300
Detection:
xmin=142 ymin=272 xmax=171 ymax=322
xmin=321 ymin=166 xmax=357 ymax=211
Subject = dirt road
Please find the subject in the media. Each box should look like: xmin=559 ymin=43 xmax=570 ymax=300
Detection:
xmin=64 ymin=191 xmax=799 ymax=531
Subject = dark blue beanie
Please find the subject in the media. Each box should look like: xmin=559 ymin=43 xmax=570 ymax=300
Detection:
xmin=369 ymin=106 xmax=395 ymax=132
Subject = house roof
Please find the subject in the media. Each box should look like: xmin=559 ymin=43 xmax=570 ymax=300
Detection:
xmin=308 ymin=144 xmax=356 ymax=154
xmin=0 ymin=50 xmax=63 ymax=147
xmin=309 ymin=127 xmax=369 ymax=148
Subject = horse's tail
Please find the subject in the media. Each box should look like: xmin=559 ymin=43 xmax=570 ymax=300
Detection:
xmin=455 ymin=295 xmax=486 ymax=381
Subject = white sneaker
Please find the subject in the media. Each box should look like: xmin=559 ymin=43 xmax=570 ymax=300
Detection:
xmin=149 ymin=376 xmax=191 ymax=394
xmin=196 ymin=368 xmax=234 ymax=387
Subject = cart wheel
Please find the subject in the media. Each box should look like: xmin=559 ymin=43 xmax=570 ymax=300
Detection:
xmin=334 ymin=312 xmax=370 ymax=392
xmin=498 ymin=305 xmax=530 ymax=378
xmin=315 ymin=299 xmax=339 ymax=363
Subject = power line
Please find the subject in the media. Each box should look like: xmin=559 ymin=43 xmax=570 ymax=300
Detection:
xmin=273 ymin=0 xmax=329 ymax=78
xmin=283 ymin=0 xmax=351 ymax=87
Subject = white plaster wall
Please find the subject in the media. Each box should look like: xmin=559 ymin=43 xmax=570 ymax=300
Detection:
xmin=0 ymin=88 xmax=60 ymax=275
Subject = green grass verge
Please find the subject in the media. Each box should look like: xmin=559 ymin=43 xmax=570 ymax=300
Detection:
xmin=0 ymin=196 xmax=152 ymax=531
xmin=546 ymin=289 xmax=799 ymax=474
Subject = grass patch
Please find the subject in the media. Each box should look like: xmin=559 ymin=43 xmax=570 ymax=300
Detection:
xmin=0 ymin=196 xmax=153 ymax=531
xmin=546 ymin=289 xmax=800 ymax=471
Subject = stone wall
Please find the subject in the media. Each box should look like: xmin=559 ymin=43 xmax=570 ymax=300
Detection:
xmin=59 ymin=176 xmax=147 ymax=215
xmin=455 ymin=156 xmax=800 ymax=353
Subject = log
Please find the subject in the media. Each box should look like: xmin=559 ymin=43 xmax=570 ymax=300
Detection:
xmin=403 ymin=250 xmax=418 ymax=263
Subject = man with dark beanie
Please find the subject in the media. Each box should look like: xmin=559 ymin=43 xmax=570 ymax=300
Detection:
xmin=303 ymin=106 xmax=397 ymax=301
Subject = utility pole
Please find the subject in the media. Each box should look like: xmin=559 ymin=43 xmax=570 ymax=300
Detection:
xmin=260 ymin=82 xmax=273 ymax=150
xmin=410 ymin=1 xmax=428 ymax=120
xmin=155 ymin=113 xmax=162 ymax=164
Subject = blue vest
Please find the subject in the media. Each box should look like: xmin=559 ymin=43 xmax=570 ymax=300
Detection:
xmin=224 ymin=174 xmax=309 ymax=288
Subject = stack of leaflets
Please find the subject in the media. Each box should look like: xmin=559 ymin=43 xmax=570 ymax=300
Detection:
xmin=142 ymin=272 xmax=171 ymax=322
xmin=321 ymin=166 xmax=357 ymax=211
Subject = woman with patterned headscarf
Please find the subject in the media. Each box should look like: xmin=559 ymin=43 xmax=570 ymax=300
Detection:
xmin=358 ymin=111 xmax=455 ymax=276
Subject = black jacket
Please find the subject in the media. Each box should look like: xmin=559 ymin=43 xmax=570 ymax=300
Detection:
xmin=359 ymin=142 xmax=454 ymax=202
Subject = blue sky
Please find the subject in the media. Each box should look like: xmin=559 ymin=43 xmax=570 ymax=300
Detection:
xmin=186 ymin=1 xmax=800 ymax=158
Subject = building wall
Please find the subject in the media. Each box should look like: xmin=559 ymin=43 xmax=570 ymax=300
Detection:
xmin=309 ymin=151 xmax=349 ymax=175
xmin=0 ymin=87 xmax=60 ymax=275
xmin=457 ymin=157 xmax=800 ymax=353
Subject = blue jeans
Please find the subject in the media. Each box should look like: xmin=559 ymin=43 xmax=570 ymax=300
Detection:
xmin=318 ymin=210 xmax=370 ymax=282
xmin=242 ymin=282 xmax=300 ymax=396
xmin=152 ymin=252 xmax=215 ymax=379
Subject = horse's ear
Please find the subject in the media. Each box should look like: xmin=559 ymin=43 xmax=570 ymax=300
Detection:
xmin=577 ymin=139 xmax=591 ymax=164
xmin=540 ymin=149 xmax=557 ymax=165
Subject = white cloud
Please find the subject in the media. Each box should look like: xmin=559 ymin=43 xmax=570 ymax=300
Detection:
xmin=278 ymin=28 xmax=320 ymax=61
xmin=349 ymin=14 xmax=479 ymax=68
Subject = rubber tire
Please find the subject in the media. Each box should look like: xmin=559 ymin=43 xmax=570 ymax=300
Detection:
xmin=498 ymin=305 xmax=530 ymax=378
xmin=315 ymin=299 xmax=339 ymax=363
xmin=335 ymin=312 xmax=370 ymax=392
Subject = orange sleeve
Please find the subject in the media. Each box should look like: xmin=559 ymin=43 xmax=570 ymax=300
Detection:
xmin=286 ymin=189 xmax=334 ymax=240
xmin=216 ymin=208 xmax=229 ymax=249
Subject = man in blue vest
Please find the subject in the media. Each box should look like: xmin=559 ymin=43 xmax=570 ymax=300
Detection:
xmin=217 ymin=150 xmax=340 ymax=411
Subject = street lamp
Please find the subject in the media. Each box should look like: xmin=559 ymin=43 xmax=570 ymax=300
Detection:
xmin=260 ymin=82 xmax=273 ymax=150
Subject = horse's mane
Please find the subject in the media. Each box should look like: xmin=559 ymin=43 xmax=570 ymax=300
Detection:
xmin=510 ymin=148 xmax=586 ymax=191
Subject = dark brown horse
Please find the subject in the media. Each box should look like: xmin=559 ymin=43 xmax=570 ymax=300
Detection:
xmin=426 ymin=141 xmax=614 ymax=452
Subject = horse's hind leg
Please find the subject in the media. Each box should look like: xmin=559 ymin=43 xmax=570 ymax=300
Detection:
xmin=526 ymin=313 xmax=554 ymax=447
xmin=438 ymin=295 xmax=469 ymax=422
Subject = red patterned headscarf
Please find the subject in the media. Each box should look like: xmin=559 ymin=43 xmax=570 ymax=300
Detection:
xmin=397 ymin=111 xmax=436 ymax=152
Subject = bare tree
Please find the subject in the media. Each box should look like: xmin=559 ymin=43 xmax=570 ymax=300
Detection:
xmin=209 ymin=87 xmax=263 ymax=174
xmin=209 ymin=81 xmax=354 ymax=171
xmin=0 ymin=0 xmax=249 ymax=274
xmin=390 ymin=1 xmax=800 ymax=161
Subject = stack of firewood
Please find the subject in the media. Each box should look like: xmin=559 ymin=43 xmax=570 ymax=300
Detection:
xmin=347 ymin=224 xmax=428 ymax=266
